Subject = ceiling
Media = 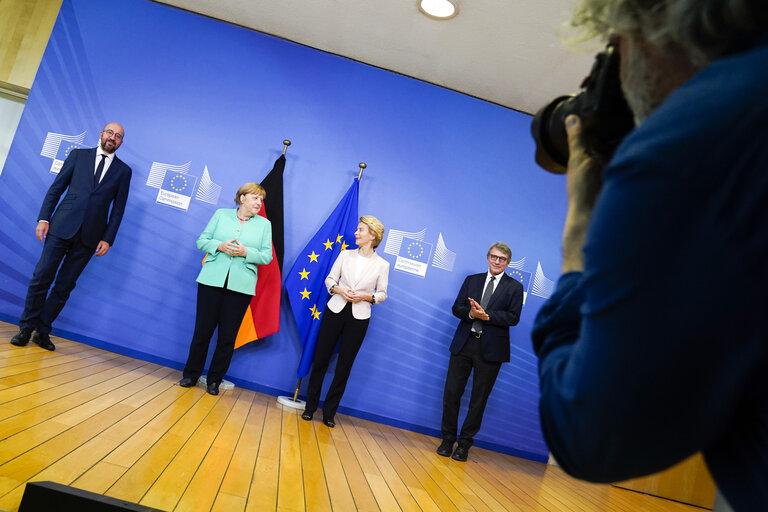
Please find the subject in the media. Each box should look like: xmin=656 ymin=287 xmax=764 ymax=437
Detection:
xmin=156 ymin=0 xmax=596 ymax=115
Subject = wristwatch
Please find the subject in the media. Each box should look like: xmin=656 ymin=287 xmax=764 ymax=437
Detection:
xmin=370 ymin=295 xmax=376 ymax=305
xmin=329 ymin=285 xmax=336 ymax=294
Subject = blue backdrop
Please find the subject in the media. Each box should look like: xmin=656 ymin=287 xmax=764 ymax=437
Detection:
xmin=0 ymin=0 xmax=567 ymax=461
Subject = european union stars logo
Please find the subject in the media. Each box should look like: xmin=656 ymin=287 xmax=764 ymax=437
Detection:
xmin=507 ymin=268 xmax=532 ymax=305
xmin=161 ymin=170 xmax=194 ymax=196
xmin=394 ymin=237 xmax=432 ymax=278
xmin=292 ymin=233 xmax=351 ymax=322
xmin=55 ymin=142 xmax=86 ymax=161
xmin=401 ymin=239 xmax=428 ymax=261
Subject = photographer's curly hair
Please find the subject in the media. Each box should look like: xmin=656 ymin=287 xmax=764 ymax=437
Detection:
xmin=570 ymin=0 xmax=767 ymax=66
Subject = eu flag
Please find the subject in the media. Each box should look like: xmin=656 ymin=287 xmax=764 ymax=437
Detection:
xmin=55 ymin=142 xmax=86 ymax=161
xmin=507 ymin=268 xmax=532 ymax=305
xmin=161 ymin=170 xmax=194 ymax=197
xmin=285 ymin=179 xmax=359 ymax=379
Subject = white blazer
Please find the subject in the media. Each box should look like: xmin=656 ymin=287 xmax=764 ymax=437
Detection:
xmin=325 ymin=249 xmax=389 ymax=320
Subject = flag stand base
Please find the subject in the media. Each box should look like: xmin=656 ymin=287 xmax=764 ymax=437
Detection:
xmin=277 ymin=396 xmax=306 ymax=409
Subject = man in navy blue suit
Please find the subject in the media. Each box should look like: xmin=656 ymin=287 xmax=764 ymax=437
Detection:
xmin=10 ymin=122 xmax=132 ymax=351
xmin=437 ymin=242 xmax=524 ymax=461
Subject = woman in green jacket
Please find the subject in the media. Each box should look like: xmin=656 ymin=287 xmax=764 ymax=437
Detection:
xmin=179 ymin=183 xmax=273 ymax=395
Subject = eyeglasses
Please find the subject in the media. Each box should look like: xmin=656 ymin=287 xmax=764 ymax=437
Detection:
xmin=488 ymin=254 xmax=508 ymax=262
xmin=103 ymin=129 xmax=123 ymax=141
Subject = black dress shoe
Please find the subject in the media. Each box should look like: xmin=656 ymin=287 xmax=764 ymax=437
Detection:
xmin=32 ymin=332 xmax=55 ymax=351
xmin=207 ymin=381 xmax=220 ymax=395
xmin=323 ymin=418 xmax=335 ymax=428
xmin=452 ymin=445 xmax=470 ymax=462
xmin=301 ymin=410 xmax=314 ymax=421
xmin=436 ymin=439 xmax=454 ymax=457
xmin=178 ymin=377 xmax=197 ymax=387
xmin=10 ymin=327 xmax=33 ymax=346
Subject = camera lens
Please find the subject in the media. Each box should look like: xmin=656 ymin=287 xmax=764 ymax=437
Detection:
xmin=531 ymin=95 xmax=577 ymax=173
xmin=530 ymin=44 xmax=634 ymax=175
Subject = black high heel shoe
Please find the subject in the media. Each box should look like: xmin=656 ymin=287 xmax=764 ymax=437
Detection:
xmin=323 ymin=418 xmax=335 ymax=428
xmin=301 ymin=410 xmax=313 ymax=421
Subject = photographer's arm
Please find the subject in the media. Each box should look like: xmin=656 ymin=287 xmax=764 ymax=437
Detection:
xmin=562 ymin=115 xmax=604 ymax=273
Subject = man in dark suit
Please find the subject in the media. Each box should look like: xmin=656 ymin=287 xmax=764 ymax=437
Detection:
xmin=10 ymin=122 xmax=132 ymax=351
xmin=437 ymin=242 xmax=524 ymax=461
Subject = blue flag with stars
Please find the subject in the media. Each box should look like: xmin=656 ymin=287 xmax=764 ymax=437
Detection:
xmin=286 ymin=179 xmax=359 ymax=379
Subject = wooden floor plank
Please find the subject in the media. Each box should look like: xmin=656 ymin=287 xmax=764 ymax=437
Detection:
xmin=0 ymin=321 xmax=709 ymax=512
xmin=140 ymin=389 xmax=241 ymax=511
xmin=276 ymin=406 xmax=306 ymax=512
xmin=218 ymin=391 xmax=267 ymax=500
xmin=296 ymin=414 xmax=332 ymax=512
xmin=175 ymin=387 xmax=253 ymax=512
xmin=311 ymin=414 xmax=358 ymax=511
xmin=245 ymin=399 xmax=283 ymax=511
xmin=338 ymin=415 xmax=402 ymax=512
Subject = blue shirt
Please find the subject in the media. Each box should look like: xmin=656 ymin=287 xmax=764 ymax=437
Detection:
xmin=532 ymin=43 xmax=768 ymax=510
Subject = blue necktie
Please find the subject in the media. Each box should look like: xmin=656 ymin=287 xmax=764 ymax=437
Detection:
xmin=94 ymin=154 xmax=107 ymax=186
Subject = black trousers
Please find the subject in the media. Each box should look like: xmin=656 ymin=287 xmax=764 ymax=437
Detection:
xmin=441 ymin=335 xmax=502 ymax=447
xmin=20 ymin=232 xmax=95 ymax=335
xmin=182 ymin=282 xmax=252 ymax=384
xmin=304 ymin=302 xmax=369 ymax=421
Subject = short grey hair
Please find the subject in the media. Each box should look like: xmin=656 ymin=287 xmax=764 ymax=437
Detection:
xmin=569 ymin=0 xmax=767 ymax=66
xmin=487 ymin=242 xmax=511 ymax=262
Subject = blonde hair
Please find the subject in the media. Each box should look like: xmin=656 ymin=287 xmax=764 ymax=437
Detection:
xmin=360 ymin=215 xmax=385 ymax=248
xmin=234 ymin=183 xmax=266 ymax=205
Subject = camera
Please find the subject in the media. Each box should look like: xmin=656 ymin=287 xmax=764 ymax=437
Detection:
xmin=530 ymin=44 xmax=635 ymax=174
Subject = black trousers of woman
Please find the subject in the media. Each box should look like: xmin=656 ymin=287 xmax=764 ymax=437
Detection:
xmin=182 ymin=283 xmax=252 ymax=384
xmin=304 ymin=302 xmax=370 ymax=421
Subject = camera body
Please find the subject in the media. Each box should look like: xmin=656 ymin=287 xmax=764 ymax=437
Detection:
xmin=531 ymin=44 xmax=635 ymax=174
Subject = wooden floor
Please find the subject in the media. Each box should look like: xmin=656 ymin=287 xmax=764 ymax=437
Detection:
xmin=0 ymin=321 xmax=706 ymax=512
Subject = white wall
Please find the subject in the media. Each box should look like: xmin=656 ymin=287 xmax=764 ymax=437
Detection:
xmin=0 ymin=92 xmax=25 ymax=176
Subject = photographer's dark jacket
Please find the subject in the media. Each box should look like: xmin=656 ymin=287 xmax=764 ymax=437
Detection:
xmin=532 ymin=43 xmax=768 ymax=511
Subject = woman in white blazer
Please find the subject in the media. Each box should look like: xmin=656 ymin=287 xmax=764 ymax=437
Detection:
xmin=302 ymin=215 xmax=389 ymax=427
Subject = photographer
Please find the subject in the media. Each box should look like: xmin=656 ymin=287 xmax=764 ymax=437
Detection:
xmin=531 ymin=0 xmax=767 ymax=509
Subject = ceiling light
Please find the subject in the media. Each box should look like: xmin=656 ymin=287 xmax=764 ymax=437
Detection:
xmin=418 ymin=0 xmax=458 ymax=20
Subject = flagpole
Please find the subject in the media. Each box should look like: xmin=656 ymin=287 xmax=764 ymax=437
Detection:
xmin=274 ymin=138 xmax=305 ymax=410
xmin=357 ymin=162 xmax=366 ymax=180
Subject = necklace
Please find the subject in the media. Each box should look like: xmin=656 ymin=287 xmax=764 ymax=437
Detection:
xmin=236 ymin=210 xmax=250 ymax=222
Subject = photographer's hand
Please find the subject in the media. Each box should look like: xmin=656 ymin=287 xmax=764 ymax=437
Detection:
xmin=562 ymin=115 xmax=604 ymax=273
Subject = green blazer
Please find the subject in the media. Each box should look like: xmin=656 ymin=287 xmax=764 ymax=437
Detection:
xmin=196 ymin=208 xmax=273 ymax=295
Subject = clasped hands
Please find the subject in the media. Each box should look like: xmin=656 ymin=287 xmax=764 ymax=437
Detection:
xmin=218 ymin=239 xmax=247 ymax=257
xmin=334 ymin=286 xmax=372 ymax=304
xmin=468 ymin=297 xmax=489 ymax=321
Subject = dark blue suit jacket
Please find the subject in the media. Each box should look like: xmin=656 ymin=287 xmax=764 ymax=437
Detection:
xmin=450 ymin=272 xmax=523 ymax=362
xmin=38 ymin=148 xmax=132 ymax=248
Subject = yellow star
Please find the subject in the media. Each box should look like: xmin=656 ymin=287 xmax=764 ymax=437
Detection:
xmin=308 ymin=251 xmax=319 ymax=262
xmin=336 ymin=234 xmax=343 ymax=243
xmin=299 ymin=268 xmax=310 ymax=280
xmin=309 ymin=304 xmax=317 ymax=315
xmin=323 ymin=239 xmax=334 ymax=250
xmin=300 ymin=288 xmax=311 ymax=300
xmin=340 ymin=241 xmax=349 ymax=251
xmin=311 ymin=305 xmax=322 ymax=320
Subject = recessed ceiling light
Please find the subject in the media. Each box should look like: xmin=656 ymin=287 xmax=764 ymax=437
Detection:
xmin=418 ymin=0 xmax=458 ymax=20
